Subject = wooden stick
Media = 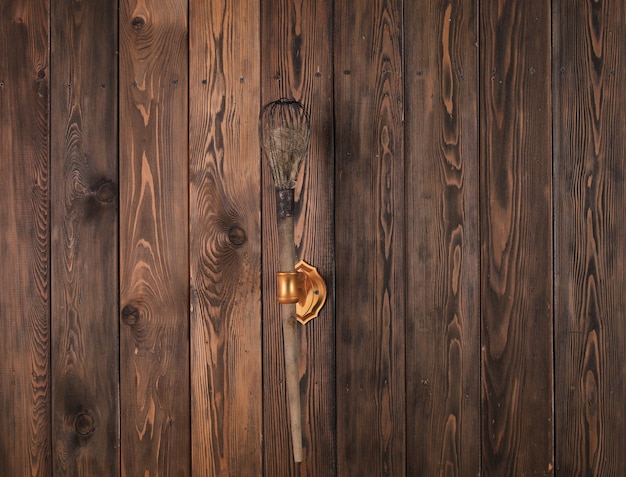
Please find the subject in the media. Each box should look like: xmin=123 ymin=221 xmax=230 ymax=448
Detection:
xmin=277 ymin=214 xmax=303 ymax=462
xmin=260 ymin=99 xmax=310 ymax=463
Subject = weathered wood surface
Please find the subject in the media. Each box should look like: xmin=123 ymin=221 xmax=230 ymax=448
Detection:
xmin=50 ymin=0 xmax=119 ymax=474
xmin=189 ymin=0 xmax=263 ymax=475
xmin=334 ymin=0 xmax=406 ymax=475
xmin=0 ymin=2 xmax=51 ymax=476
xmin=480 ymin=0 xmax=554 ymax=474
xmin=405 ymin=0 xmax=480 ymax=475
xmin=553 ymin=1 xmax=626 ymax=475
xmin=118 ymin=0 xmax=190 ymax=474
xmin=3 ymin=2 xmax=626 ymax=476
xmin=260 ymin=0 xmax=336 ymax=474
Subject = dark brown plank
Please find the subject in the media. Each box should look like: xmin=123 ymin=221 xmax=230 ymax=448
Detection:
xmin=405 ymin=0 xmax=480 ymax=475
xmin=333 ymin=1 xmax=405 ymax=475
xmin=118 ymin=0 xmax=190 ymax=474
xmin=553 ymin=1 xmax=626 ymax=475
xmin=189 ymin=1 xmax=263 ymax=475
xmin=0 ymin=2 xmax=51 ymax=476
xmin=480 ymin=1 xmax=553 ymax=474
xmin=50 ymin=1 xmax=119 ymax=474
xmin=260 ymin=0 xmax=336 ymax=474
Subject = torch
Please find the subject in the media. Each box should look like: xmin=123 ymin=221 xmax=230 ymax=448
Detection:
xmin=259 ymin=98 xmax=310 ymax=462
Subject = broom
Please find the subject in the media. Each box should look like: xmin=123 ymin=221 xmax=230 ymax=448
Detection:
xmin=259 ymin=98 xmax=311 ymax=463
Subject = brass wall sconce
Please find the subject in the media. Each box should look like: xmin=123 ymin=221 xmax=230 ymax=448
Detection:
xmin=276 ymin=260 xmax=326 ymax=324
xmin=259 ymin=98 xmax=327 ymax=462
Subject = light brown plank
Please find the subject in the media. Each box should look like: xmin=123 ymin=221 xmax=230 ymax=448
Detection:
xmin=0 ymin=2 xmax=51 ymax=476
xmin=405 ymin=0 xmax=481 ymax=475
xmin=50 ymin=0 xmax=119 ymax=474
xmin=553 ymin=0 xmax=626 ymax=474
xmin=260 ymin=0 xmax=336 ymax=474
xmin=333 ymin=0 xmax=406 ymax=475
xmin=118 ymin=0 xmax=190 ymax=474
xmin=189 ymin=0 xmax=263 ymax=474
xmin=480 ymin=0 xmax=554 ymax=474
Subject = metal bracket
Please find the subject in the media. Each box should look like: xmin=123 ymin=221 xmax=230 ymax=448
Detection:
xmin=276 ymin=260 xmax=327 ymax=324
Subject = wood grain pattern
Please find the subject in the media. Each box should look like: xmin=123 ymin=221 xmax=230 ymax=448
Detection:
xmin=118 ymin=0 xmax=190 ymax=474
xmin=4 ymin=4 xmax=626 ymax=476
xmin=480 ymin=0 xmax=553 ymax=474
xmin=553 ymin=1 xmax=626 ymax=475
xmin=333 ymin=0 xmax=406 ymax=475
xmin=189 ymin=1 xmax=263 ymax=474
xmin=404 ymin=0 xmax=480 ymax=475
xmin=0 ymin=2 xmax=51 ymax=476
xmin=260 ymin=0 xmax=336 ymax=474
xmin=50 ymin=0 xmax=119 ymax=474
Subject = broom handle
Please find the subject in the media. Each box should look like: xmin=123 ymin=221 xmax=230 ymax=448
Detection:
xmin=277 ymin=214 xmax=303 ymax=462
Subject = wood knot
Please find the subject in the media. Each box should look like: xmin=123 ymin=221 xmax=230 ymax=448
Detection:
xmin=131 ymin=16 xmax=145 ymax=30
xmin=74 ymin=411 xmax=95 ymax=437
xmin=94 ymin=179 xmax=117 ymax=204
xmin=121 ymin=305 xmax=140 ymax=326
xmin=228 ymin=226 xmax=247 ymax=247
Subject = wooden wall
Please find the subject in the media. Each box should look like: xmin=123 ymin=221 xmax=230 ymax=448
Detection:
xmin=1 ymin=0 xmax=625 ymax=475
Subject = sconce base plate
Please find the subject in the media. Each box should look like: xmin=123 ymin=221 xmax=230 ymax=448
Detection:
xmin=295 ymin=260 xmax=327 ymax=325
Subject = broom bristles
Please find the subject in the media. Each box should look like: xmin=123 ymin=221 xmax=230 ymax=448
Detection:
xmin=260 ymin=99 xmax=311 ymax=189
xmin=262 ymin=125 xmax=309 ymax=189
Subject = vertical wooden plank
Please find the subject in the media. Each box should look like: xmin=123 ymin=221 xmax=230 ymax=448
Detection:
xmin=189 ymin=0 xmax=263 ymax=474
xmin=334 ymin=1 xmax=405 ymax=475
xmin=405 ymin=0 xmax=480 ymax=475
xmin=260 ymin=0 xmax=336 ymax=474
xmin=50 ymin=0 xmax=119 ymax=474
xmin=0 ymin=2 xmax=51 ymax=476
xmin=480 ymin=0 xmax=553 ymax=474
xmin=118 ymin=0 xmax=190 ymax=475
xmin=553 ymin=1 xmax=626 ymax=475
